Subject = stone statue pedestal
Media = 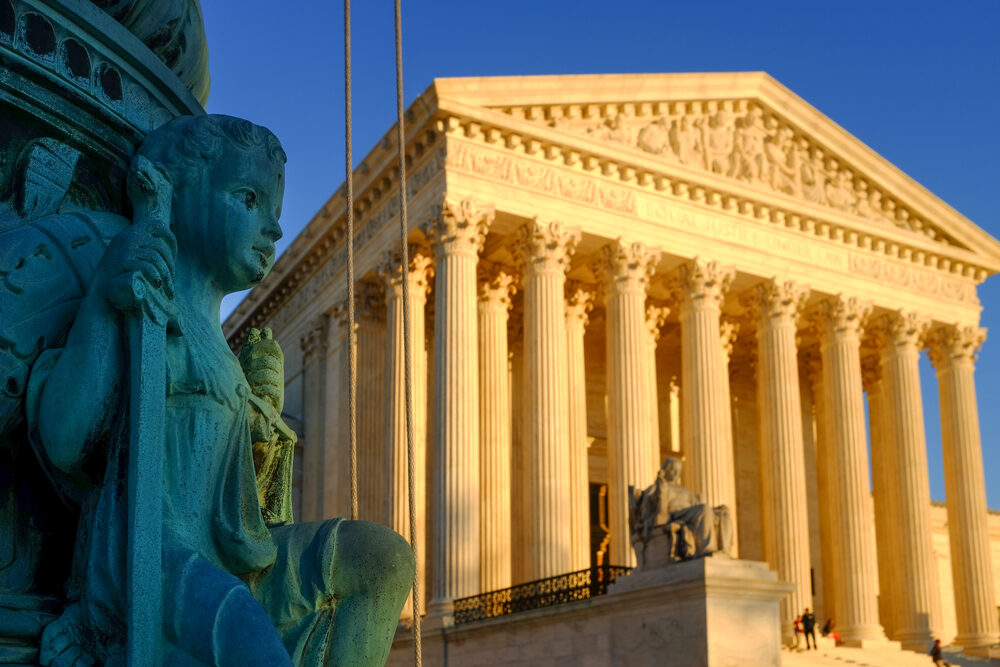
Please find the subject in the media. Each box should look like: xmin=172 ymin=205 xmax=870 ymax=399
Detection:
xmin=607 ymin=556 xmax=794 ymax=666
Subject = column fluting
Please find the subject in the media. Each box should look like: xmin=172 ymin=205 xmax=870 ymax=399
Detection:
xmin=645 ymin=304 xmax=670 ymax=474
xmin=812 ymin=296 xmax=886 ymax=644
xmin=356 ymin=281 xmax=386 ymax=524
xmin=595 ymin=239 xmax=661 ymax=567
xmin=378 ymin=249 xmax=432 ymax=618
xmin=871 ymin=311 xmax=942 ymax=649
xmin=804 ymin=351 xmax=837 ymax=626
xmin=928 ymin=325 xmax=1000 ymax=649
xmin=515 ymin=219 xmax=580 ymax=580
xmin=862 ymin=359 xmax=900 ymax=641
xmin=299 ymin=315 xmax=329 ymax=523
xmin=671 ymin=259 xmax=738 ymax=536
xmin=422 ymin=196 xmax=491 ymax=618
xmin=477 ymin=267 xmax=515 ymax=592
xmin=744 ymin=279 xmax=812 ymax=642
xmin=566 ymin=286 xmax=594 ymax=571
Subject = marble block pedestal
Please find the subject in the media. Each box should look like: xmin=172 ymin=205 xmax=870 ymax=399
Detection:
xmin=389 ymin=556 xmax=794 ymax=667
xmin=607 ymin=556 xmax=794 ymax=666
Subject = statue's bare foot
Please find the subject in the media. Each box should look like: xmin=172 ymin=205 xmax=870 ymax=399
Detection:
xmin=39 ymin=604 xmax=95 ymax=667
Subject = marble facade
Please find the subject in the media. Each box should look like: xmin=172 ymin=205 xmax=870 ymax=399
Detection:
xmin=224 ymin=73 xmax=1000 ymax=651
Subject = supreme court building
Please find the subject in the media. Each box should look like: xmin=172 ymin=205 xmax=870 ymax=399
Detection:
xmin=224 ymin=73 xmax=1000 ymax=653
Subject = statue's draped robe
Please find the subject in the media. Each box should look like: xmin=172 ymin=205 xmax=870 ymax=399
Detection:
xmin=27 ymin=329 xmax=343 ymax=663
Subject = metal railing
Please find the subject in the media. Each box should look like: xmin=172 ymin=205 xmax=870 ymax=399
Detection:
xmin=452 ymin=564 xmax=632 ymax=625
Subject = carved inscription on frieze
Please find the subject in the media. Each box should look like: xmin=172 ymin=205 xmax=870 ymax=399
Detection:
xmin=446 ymin=141 xmax=636 ymax=215
xmin=640 ymin=197 xmax=977 ymax=304
xmin=847 ymin=253 xmax=978 ymax=304
xmin=640 ymin=197 xmax=848 ymax=271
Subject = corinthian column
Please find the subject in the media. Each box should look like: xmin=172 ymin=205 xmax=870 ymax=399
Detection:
xmin=804 ymin=351 xmax=837 ymax=626
xmin=645 ymin=304 xmax=670 ymax=474
xmin=422 ymin=196 xmax=491 ymax=619
xmin=515 ymin=219 xmax=580 ymax=579
xmin=744 ymin=280 xmax=812 ymax=642
xmin=595 ymin=239 xmax=661 ymax=567
xmin=378 ymin=249 xmax=433 ymax=618
xmin=356 ymin=281 xmax=386 ymax=524
xmin=861 ymin=357 xmax=900 ymax=640
xmin=671 ymin=259 xmax=738 ymax=531
xmin=871 ymin=311 xmax=941 ymax=649
xmin=566 ymin=286 xmax=594 ymax=571
xmin=299 ymin=315 xmax=330 ymax=523
xmin=812 ymin=297 xmax=886 ymax=645
xmin=928 ymin=325 xmax=999 ymax=649
xmin=477 ymin=267 xmax=515 ymax=592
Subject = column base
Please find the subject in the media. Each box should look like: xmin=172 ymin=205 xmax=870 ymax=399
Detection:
xmin=954 ymin=632 xmax=1000 ymax=651
xmin=961 ymin=643 xmax=1000 ymax=659
xmin=893 ymin=629 xmax=935 ymax=653
xmin=422 ymin=600 xmax=455 ymax=630
xmin=838 ymin=625 xmax=890 ymax=647
xmin=839 ymin=638 xmax=900 ymax=650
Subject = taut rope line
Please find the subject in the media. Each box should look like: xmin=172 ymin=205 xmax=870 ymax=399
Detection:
xmin=344 ymin=0 xmax=358 ymax=521
xmin=393 ymin=2 xmax=423 ymax=663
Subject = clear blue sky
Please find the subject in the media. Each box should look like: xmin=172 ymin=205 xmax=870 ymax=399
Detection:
xmin=202 ymin=1 xmax=1000 ymax=507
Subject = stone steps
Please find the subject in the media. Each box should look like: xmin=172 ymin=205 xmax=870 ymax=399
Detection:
xmin=783 ymin=643 xmax=1000 ymax=667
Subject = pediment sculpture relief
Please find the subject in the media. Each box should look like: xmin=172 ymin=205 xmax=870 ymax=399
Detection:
xmin=504 ymin=101 xmax=954 ymax=248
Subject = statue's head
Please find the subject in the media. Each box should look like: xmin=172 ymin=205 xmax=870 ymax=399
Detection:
xmin=133 ymin=114 xmax=287 ymax=293
xmin=658 ymin=457 xmax=682 ymax=483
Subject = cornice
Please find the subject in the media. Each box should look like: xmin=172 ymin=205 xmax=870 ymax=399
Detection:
xmin=225 ymin=73 xmax=998 ymax=348
xmin=435 ymin=97 xmax=995 ymax=282
xmin=431 ymin=72 xmax=1000 ymax=270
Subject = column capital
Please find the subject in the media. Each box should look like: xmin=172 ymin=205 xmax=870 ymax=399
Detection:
xmin=867 ymin=310 xmax=931 ymax=353
xmin=927 ymin=324 xmax=987 ymax=370
xmin=376 ymin=246 xmax=434 ymax=297
xmin=860 ymin=352 xmax=882 ymax=392
xmin=356 ymin=280 xmax=386 ymax=323
xmin=809 ymin=295 xmax=872 ymax=341
xmin=592 ymin=238 xmax=662 ymax=296
xmin=300 ymin=314 xmax=329 ymax=360
xmin=669 ymin=258 xmax=735 ymax=311
xmin=741 ymin=278 xmax=809 ymax=325
xmin=565 ymin=283 xmax=595 ymax=329
xmin=800 ymin=346 xmax=822 ymax=387
xmin=422 ymin=194 xmax=492 ymax=258
xmin=513 ymin=218 xmax=581 ymax=277
xmin=720 ymin=319 xmax=739 ymax=363
xmin=646 ymin=303 xmax=671 ymax=344
xmin=329 ymin=282 xmax=385 ymax=331
xmin=478 ymin=265 xmax=517 ymax=311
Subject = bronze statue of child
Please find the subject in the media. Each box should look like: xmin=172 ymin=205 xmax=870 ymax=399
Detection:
xmin=28 ymin=114 xmax=413 ymax=666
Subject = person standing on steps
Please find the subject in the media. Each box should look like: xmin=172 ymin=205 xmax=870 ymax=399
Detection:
xmin=930 ymin=639 xmax=952 ymax=666
xmin=801 ymin=608 xmax=817 ymax=649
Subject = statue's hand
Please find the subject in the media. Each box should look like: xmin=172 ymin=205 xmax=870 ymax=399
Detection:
xmin=127 ymin=154 xmax=172 ymax=230
xmin=240 ymin=328 xmax=284 ymax=414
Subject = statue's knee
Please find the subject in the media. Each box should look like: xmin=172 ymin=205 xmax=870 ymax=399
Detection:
xmin=333 ymin=520 xmax=414 ymax=599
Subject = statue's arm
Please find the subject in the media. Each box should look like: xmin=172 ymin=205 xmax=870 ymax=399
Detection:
xmin=36 ymin=290 xmax=125 ymax=472
xmin=37 ymin=157 xmax=175 ymax=474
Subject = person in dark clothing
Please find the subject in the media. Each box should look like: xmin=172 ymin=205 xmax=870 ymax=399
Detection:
xmin=930 ymin=639 xmax=952 ymax=666
xmin=801 ymin=608 xmax=817 ymax=649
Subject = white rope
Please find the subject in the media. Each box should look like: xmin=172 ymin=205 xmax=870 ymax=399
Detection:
xmin=344 ymin=0 xmax=358 ymax=521
xmin=394 ymin=1 xmax=422 ymax=663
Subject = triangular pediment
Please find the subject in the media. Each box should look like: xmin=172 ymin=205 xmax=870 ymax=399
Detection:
xmin=430 ymin=73 xmax=1000 ymax=267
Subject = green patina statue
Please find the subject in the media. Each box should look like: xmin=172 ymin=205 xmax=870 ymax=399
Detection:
xmin=18 ymin=114 xmax=413 ymax=666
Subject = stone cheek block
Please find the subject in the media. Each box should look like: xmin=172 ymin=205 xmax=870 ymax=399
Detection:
xmin=389 ymin=557 xmax=792 ymax=667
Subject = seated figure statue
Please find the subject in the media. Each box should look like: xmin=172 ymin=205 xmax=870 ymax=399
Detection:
xmin=25 ymin=114 xmax=414 ymax=666
xmin=628 ymin=457 xmax=733 ymax=568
